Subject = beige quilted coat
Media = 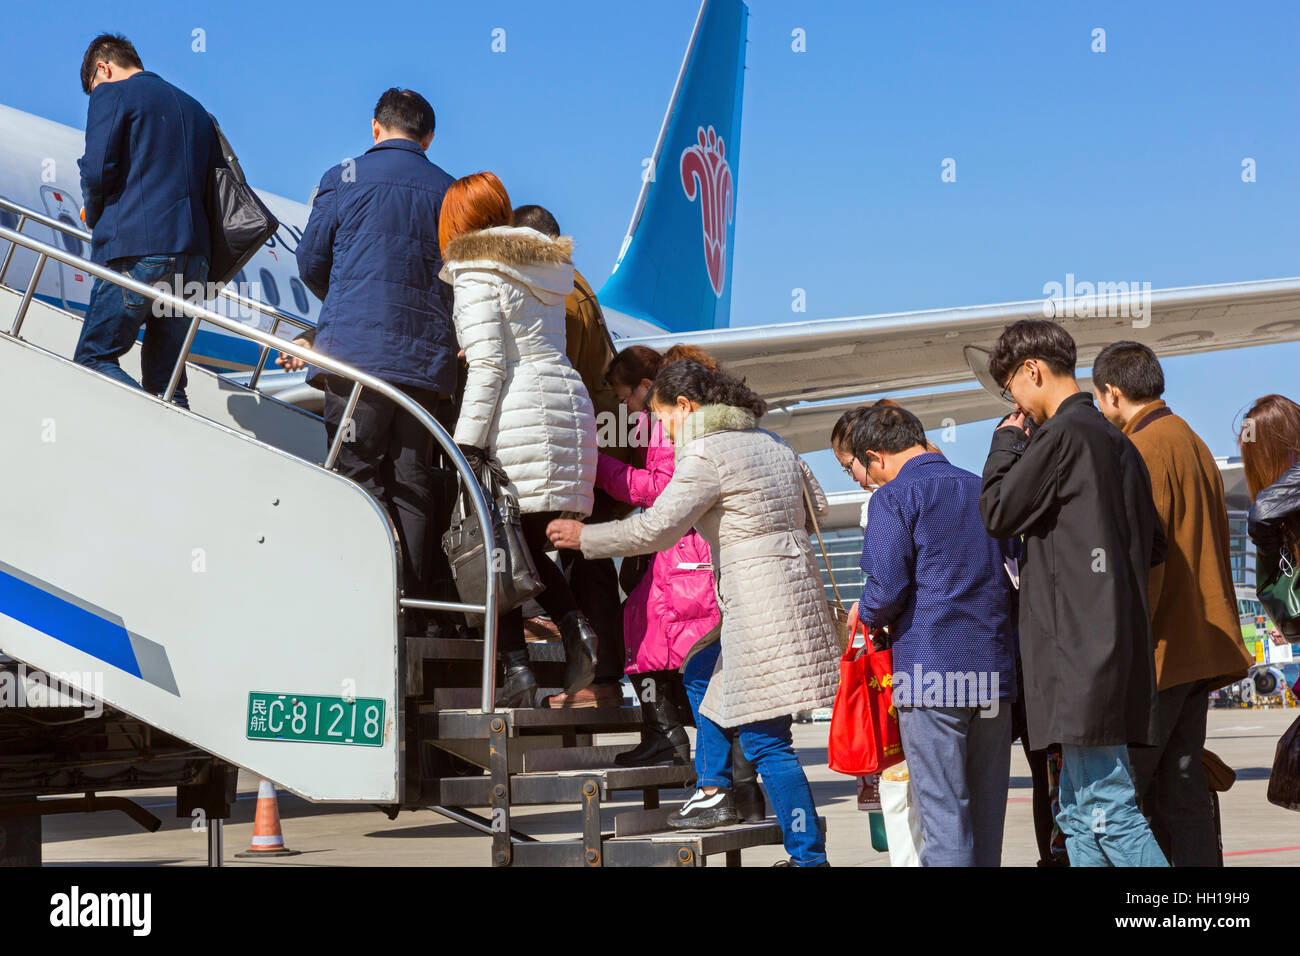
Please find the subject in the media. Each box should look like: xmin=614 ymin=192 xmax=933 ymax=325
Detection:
xmin=580 ymin=404 xmax=840 ymax=727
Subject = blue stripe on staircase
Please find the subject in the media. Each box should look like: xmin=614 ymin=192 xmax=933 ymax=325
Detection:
xmin=0 ymin=564 xmax=143 ymax=678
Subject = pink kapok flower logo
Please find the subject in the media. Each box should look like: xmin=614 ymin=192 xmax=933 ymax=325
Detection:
xmin=680 ymin=125 xmax=734 ymax=298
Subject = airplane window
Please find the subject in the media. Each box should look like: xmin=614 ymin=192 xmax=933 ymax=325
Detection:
xmin=290 ymin=277 xmax=310 ymax=314
xmin=258 ymin=268 xmax=280 ymax=308
xmin=57 ymin=214 xmax=86 ymax=257
xmin=0 ymin=204 xmax=15 ymax=261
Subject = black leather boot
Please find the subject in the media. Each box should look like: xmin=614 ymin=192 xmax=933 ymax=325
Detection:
xmin=495 ymin=649 xmax=540 ymax=708
xmin=615 ymin=672 xmax=692 ymax=767
xmin=732 ymin=737 xmax=766 ymax=822
xmin=557 ymin=610 xmax=598 ymax=696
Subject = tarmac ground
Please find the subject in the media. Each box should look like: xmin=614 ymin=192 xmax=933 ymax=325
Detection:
xmin=31 ymin=705 xmax=1300 ymax=867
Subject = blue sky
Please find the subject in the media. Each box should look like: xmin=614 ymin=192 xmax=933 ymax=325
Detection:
xmin=5 ymin=0 xmax=1298 ymax=489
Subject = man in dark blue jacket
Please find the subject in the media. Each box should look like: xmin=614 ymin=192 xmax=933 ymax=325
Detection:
xmin=836 ymin=402 xmax=1017 ymax=867
xmin=75 ymin=34 xmax=221 ymax=409
xmin=295 ymin=89 xmax=458 ymax=636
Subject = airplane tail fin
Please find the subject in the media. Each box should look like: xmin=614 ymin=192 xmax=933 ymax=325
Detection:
xmin=598 ymin=0 xmax=748 ymax=334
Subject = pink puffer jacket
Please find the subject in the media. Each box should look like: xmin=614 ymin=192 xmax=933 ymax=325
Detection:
xmin=595 ymin=414 xmax=721 ymax=674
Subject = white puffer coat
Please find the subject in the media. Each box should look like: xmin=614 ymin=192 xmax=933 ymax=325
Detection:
xmin=580 ymin=404 xmax=841 ymax=727
xmin=440 ymin=226 xmax=596 ymax=516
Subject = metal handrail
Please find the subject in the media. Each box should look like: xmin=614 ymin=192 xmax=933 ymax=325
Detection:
xmin=0 ymin=220 xmax=502 ymax=713
xmin=0 ymin=196 xmax=314 ymax=392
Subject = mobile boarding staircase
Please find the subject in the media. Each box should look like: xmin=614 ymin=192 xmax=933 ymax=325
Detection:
xmin=0 ymin=199 xmax=801 ymax=866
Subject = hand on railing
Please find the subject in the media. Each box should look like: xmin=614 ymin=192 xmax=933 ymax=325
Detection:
xmin=275 ymin=336 xmax=313 ymax=372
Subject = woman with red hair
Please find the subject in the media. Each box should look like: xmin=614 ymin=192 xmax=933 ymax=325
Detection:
xmin=1240 ymin=394 xmax=1300 ymax=640
xmin=439 ymin=172 xmax=599 ymax=706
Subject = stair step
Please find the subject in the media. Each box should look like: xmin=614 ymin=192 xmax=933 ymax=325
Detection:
xmin=465 ymin=819 xmax=804 ymax=867
xmin=424 ymin=686 xmax=568 ymax=710
xmin=437 ymin=763 xmax=694 ymax=806
xmin=406 ymin=636 xmax=565 ymax=664
xmin=406 ymin=638 xmax=569 ymax=698
xmin=613 ymin=809 xmax=824 ymax=849
xmin=424 ymin=733 xmax=592 ymax=774
xmin=429 ymin=705 xmax=646 ymax=738
xmin=521 ymin=744 xmax=645 ymax=772
xmin=504 ymin=827 xmax=782 ymax=867
xmin=614 ymin=820 xmax=790 ymax=858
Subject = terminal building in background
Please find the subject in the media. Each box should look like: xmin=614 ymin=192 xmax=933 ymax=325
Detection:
xmin=1219 ymin=456 xmax=1257 ymax=589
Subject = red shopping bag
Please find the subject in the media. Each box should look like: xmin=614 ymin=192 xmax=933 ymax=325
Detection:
xmin=828 ymin=604 xmax=903 ymax=776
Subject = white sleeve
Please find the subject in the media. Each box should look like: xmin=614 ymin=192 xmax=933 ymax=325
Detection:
xmin=450 ymin=270 xmax=506 ymax=450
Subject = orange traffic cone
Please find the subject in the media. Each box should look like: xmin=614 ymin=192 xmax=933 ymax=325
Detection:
xmin=235 ymin=779 xmax=300 ymax=857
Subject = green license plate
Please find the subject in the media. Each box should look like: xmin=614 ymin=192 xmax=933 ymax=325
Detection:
xmin=246 ymin=692 xmax=386 ymax=747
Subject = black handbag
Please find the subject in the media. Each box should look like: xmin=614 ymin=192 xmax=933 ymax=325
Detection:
xmin=204 ymin=115 xmax=279 ymax=287
xmin=441 ymin=455 xmax=544 ymax=621
xmin=1268 ymin=713 xmax=1300 ymax=811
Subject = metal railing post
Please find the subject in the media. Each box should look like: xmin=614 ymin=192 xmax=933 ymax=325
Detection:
xmin=0 ymin=214 xmax=27 ymax=285
xmin=323 ymin=381 xmax=363 ymax=470
xmin=247 ymin=315 xmax=282 ymax=391
xmin=162 ymin=312 xmax=203 ymax=403
xmin=472 ymin=480 xmax=499 ymax=713
xmin=10 ymin=253 xmax=46 ymax=337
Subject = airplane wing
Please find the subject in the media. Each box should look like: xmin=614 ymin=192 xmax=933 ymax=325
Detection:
xmin=628 ymin=278 xmax=1300 ymax=414
xmin=762 ymin=389 xmax=998 ymax=453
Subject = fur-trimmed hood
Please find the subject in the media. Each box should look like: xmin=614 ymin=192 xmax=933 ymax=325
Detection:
xmin=676 ymin=403 xmax=758 ymax=454
xmin=440 ymin=225 xmax=575 ymax=302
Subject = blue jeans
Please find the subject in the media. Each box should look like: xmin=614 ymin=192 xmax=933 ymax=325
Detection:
xmin=896 ymin=704 xmax=1012 ymax=866
xmin=688 ymin=717 xmax=824 ymax=865
xmin=1128 ymin=681 xmax=1219 ymax=866
xmin=1057 ymin=744 xmax=1169 ymax=867
xmin=681 ymin=641 xmax=722 ymax=780
xmin=74 ymin=253 xmax=208 ymax=409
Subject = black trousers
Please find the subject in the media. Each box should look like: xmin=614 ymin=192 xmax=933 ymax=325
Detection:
xmin=1012 ymin=663 xmax=1058 ymax=865
xmin=499 ymin=511 xmax=582 ymax=656
xmin=421 ymin=395 xmax=463 ymax=633
xmin=322 ymin=375 xmax=453 ymax=634
xmin=558 ymin=488 xmax=626 ymax=683
xmin=1129 ymin=680 xmax=1219 ymax=867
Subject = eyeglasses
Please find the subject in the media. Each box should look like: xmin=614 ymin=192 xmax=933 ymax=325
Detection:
xmin=842 ymin=455 xmax=879 ymax=480
xmin=1000 ymin=362 xmax=1027 ymax=403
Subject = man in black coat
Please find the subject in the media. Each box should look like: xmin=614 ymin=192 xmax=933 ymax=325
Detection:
xmin=980 ymin=319 xmax=1168 ymax=867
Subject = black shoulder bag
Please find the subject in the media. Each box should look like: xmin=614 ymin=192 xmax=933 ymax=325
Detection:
xmin=204 ymin=115 xmax=279 ymax=287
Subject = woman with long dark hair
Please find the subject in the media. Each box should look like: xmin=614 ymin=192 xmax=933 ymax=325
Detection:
xmin=548 ymin=361 xmax=839 ymax=865
xmin=1240 ymin=394 xmax=1300 ymax=640
xmin=598 ymin=345 xmax=720 ymax=767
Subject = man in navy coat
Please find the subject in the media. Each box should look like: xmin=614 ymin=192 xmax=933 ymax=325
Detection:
xmin=75 ymin=34 xmax=221 ymax=409
xmin=295 ymin=88 xmax=459 ymax=636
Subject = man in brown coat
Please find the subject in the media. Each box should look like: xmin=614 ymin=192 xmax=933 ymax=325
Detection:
xmin=1094 ymin=341 xmax=1253 ymax=865
xmin=513 ymin=205 xmax=629 ymax=705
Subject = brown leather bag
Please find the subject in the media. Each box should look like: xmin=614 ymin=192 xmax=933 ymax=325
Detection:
xmin=1201 ymin=748 xmax=1236 ymax=793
